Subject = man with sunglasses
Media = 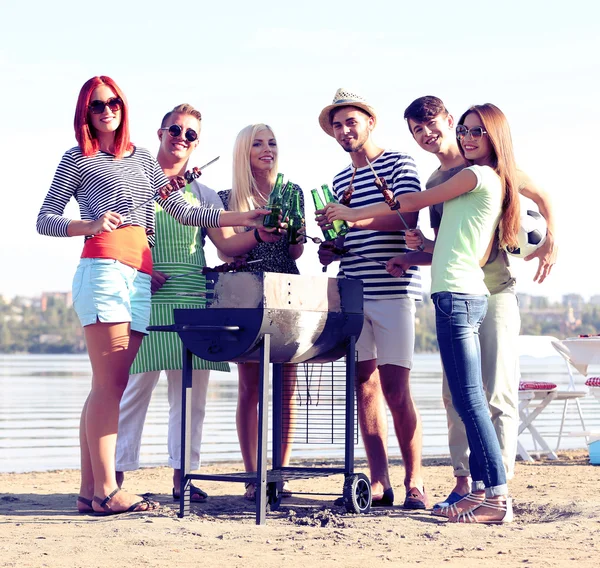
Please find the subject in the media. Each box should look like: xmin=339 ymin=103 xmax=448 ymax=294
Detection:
xmin=401 ymin=96 xmax=557 ymax=514
xmin=116 ymin=104 xmax=281 ymax=502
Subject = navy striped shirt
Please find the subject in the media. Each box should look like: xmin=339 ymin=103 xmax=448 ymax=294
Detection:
xmin=332 ymin=150 xmax=422 ymax=300
xmin=37 ymin=146 xmax=221 ymax=239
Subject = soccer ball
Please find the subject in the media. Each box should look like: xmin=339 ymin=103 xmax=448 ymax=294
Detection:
xmin=506 ymin=210 xmax=547 ymax=258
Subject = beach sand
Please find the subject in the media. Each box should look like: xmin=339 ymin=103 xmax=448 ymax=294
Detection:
xmin=1 ymin=451 xmax=599 ymax=567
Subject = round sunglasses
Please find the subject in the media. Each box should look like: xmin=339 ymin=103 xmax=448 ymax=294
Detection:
xmin=88 ymin=97 xmax=123 ymax=115
xmin=160 ymin=124 xmax=198 ymax=143
xmin=456 ymin=125 xmax=487 ymax=140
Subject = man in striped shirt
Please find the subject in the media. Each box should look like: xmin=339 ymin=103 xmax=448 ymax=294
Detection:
xmin=317 ymin=89 xmax=428 ymax=509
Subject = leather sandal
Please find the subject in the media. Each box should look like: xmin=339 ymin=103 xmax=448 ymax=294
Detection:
xmin=172 ymin=484 xmax=208 ymax=502
xmin=92 ymin=488 xmax=157 ymax=516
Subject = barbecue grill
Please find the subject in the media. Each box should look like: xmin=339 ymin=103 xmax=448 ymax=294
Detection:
xmin=150 ymin=272 xmax=369 ymax=524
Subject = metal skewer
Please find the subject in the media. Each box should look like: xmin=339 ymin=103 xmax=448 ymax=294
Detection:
xmin=305 ymin=235 xmax=388 ymax=268
xmin=129 ymin=156 xmax=220 ymax=214
xmin=365 ymin=157 xmax=411 ymax=231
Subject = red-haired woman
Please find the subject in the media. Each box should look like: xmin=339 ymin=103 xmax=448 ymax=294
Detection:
xmin=37 ymin=76 xmax=267 ymax=515
xmin=321 ymin=103 xmax=520 ymax=524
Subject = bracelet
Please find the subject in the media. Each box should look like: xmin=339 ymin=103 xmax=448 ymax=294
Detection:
xmin=417 ymin=243 xmax=425 ymax=252
xmin=254 ymin=228 xmax=264 ymax=243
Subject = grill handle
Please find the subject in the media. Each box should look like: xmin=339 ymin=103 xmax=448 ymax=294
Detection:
xmin=147 ymin=324 xmax=241 ymax=332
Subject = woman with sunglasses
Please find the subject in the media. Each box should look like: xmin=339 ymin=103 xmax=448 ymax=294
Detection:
xmin=321 ymin=104 xmax=520 ymax=524
xmin=36 ymin=76 xmax=268 ymax=515
xmin=218 ymin=124 xmax=305 ymax=501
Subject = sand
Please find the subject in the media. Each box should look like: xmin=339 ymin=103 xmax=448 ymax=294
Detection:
xmin=1 ymin=451 xmax=599 ymax=568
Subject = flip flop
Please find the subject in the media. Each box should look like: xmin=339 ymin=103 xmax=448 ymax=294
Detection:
xmin=371 ymin=487 xmax=394 ymax=507
xmin=172 ymin=484 xmax=208 ymax=503
xmin=92 ymin=488 xmax=158 ymax=516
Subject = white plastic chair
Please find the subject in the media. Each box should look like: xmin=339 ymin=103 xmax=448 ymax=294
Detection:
xmin=517 ymin=335 xmax=588 ymax=461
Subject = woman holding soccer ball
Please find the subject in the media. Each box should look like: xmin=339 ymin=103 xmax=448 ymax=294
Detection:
xmin=321 ymin=103 xmax=523 ymax=524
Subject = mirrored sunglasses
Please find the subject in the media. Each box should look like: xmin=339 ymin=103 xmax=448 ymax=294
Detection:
xmin=456 ymin=125 xmax=487 ymax=140
xmin=161 ymin=124 xmax=198 ymax=143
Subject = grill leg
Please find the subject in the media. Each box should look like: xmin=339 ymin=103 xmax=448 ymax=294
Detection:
xmin=256 ymin=334 xmax=271 ymax=525
xmin=345 ymin=335 xmax=356 ymax=476
xmin=272 ymin=363 xmax=283 ymax=470
xmin=178 ymin=345 xmax=193 ymax=518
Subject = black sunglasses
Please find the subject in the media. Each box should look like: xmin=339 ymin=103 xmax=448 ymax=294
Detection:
xmin=456 ymin=125 xmax=487 ymax=140
xmin=160 ymin=124 xmax=198 ymax=143
xmin=88 ymin=97 xmax=123 ymax=115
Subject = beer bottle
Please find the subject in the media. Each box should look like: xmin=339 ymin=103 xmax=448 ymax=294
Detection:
xmin=321 ymin=184 xmax=349 ymax=236
xmin=280 ymin=181 xmax=294 ymax=221
xmin=286 ymin=189 xmax=304 ymax=245
xmin=311 ymin=188 xmax=337 ymax=241
xmin=263 ymin=173 xmax=284 ymax=228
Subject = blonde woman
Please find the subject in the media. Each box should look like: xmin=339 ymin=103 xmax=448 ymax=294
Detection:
xmin=218 ymin=124 xmax=304 ymax=500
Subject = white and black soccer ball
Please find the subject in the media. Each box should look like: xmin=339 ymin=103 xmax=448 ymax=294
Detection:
xmin=506 ymin=210 xmax=547 ymax=258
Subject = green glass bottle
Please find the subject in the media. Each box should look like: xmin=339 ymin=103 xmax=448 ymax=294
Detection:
xmin=311 ymin=188 xmax=337 ymax=241
xmin=321 ymin=184 xmax=349 ymax=236
xmin=263 ymin=173 xmax=284 ymax=228
xmin=280 ymin=181 xmax=294 ymax=221
xmin=286 ymin=189 xmax=304 ymax=245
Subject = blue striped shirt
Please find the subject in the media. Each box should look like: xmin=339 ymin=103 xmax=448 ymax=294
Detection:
xmin=37 ymin=146 xmax=221 ymax=239
xmin=332 ymin=150 xmax=422 ymax=300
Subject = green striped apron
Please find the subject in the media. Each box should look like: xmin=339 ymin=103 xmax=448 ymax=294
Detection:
xmin=131 ymin=185 xmax=229 ymax=373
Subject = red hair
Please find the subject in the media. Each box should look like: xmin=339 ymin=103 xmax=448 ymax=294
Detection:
xmin=457 ymin=104 xmax=521 ymax=250
xmin=73 ymin=76 xmax=133 ymax=159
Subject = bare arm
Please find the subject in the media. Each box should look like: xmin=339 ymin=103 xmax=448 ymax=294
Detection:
xmin=323 ymin=169 xmax=479 ymax=223
xmin=351 ymin=211 xmax=418 ymax=231
xmin=517 ymin=169 xmax=557 ymax=283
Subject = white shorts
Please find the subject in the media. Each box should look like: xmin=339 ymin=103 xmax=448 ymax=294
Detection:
xmin=356 ymin=298 xmax=416 ymax=368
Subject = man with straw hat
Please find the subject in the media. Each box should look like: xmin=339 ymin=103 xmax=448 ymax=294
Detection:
xmin=317 ymin=88 xmax=429 ymax=509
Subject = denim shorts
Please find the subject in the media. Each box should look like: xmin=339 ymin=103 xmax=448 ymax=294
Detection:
xmin=71 ymin=258 xmax=152 ymax=334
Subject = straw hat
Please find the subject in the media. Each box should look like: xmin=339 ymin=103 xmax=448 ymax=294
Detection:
xmin=318 ymin=88 xmax=377 ymax=137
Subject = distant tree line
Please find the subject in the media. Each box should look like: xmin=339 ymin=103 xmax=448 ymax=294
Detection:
xmin=1 ymin=294 xmax=598 ymax=354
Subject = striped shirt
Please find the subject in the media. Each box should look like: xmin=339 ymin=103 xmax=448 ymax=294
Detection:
xmin=36 ymin=146 xmax=221 ymax=240
xmin=332 ymin=150 xmax=422 ymax=300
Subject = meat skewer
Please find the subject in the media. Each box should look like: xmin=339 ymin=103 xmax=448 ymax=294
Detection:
xmin=167 ymin=258 xmax=263 ymax=280
xmin=129 ymin=156 xmax=220 ymax=214
xmin=364 ymin=157 xmax=410 ymax=230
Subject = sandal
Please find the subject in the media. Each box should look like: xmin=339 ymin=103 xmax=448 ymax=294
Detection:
xmin=77 ymin=496 xmax=94 ymax=514
xmin=451 ymin=497 xmax=513 ymax=524
xmin=92 ymin=488 xmax=158 ymax=516
xmin=172 ymin=484 xmax=208 ymax=503
xmin=244 ymin=482 xmax=256 ymax=501
xmin=434 ymin=492 xmax=485 ymax=519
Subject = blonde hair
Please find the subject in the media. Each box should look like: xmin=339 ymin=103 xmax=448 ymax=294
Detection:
xmin=229 ymin=124 xmax=278 ymax=230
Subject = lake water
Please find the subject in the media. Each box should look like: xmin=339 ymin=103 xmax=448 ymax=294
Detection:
xmin=1 ymin=353 xmax=598 ymax=474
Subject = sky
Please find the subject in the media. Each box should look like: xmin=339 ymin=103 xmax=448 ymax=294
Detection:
xmin=1 ymin=0 xmax=598 ymax=301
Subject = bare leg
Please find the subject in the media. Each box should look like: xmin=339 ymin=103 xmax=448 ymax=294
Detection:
xmin=82 ymin=322 xmax=154 ymax=513
xmin=356 ymin=360 xmax=390 ymax=497
xmin=236 ymin=363 xmax=259 ymax=473
xmin=281 ymin=364 xmax=297 ymax=468
xmin=379 ymin=364 xmax=424 ymax=493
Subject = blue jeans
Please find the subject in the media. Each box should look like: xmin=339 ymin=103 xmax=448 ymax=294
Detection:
xmin=433 ymin=292 xmax=507 ymax=497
